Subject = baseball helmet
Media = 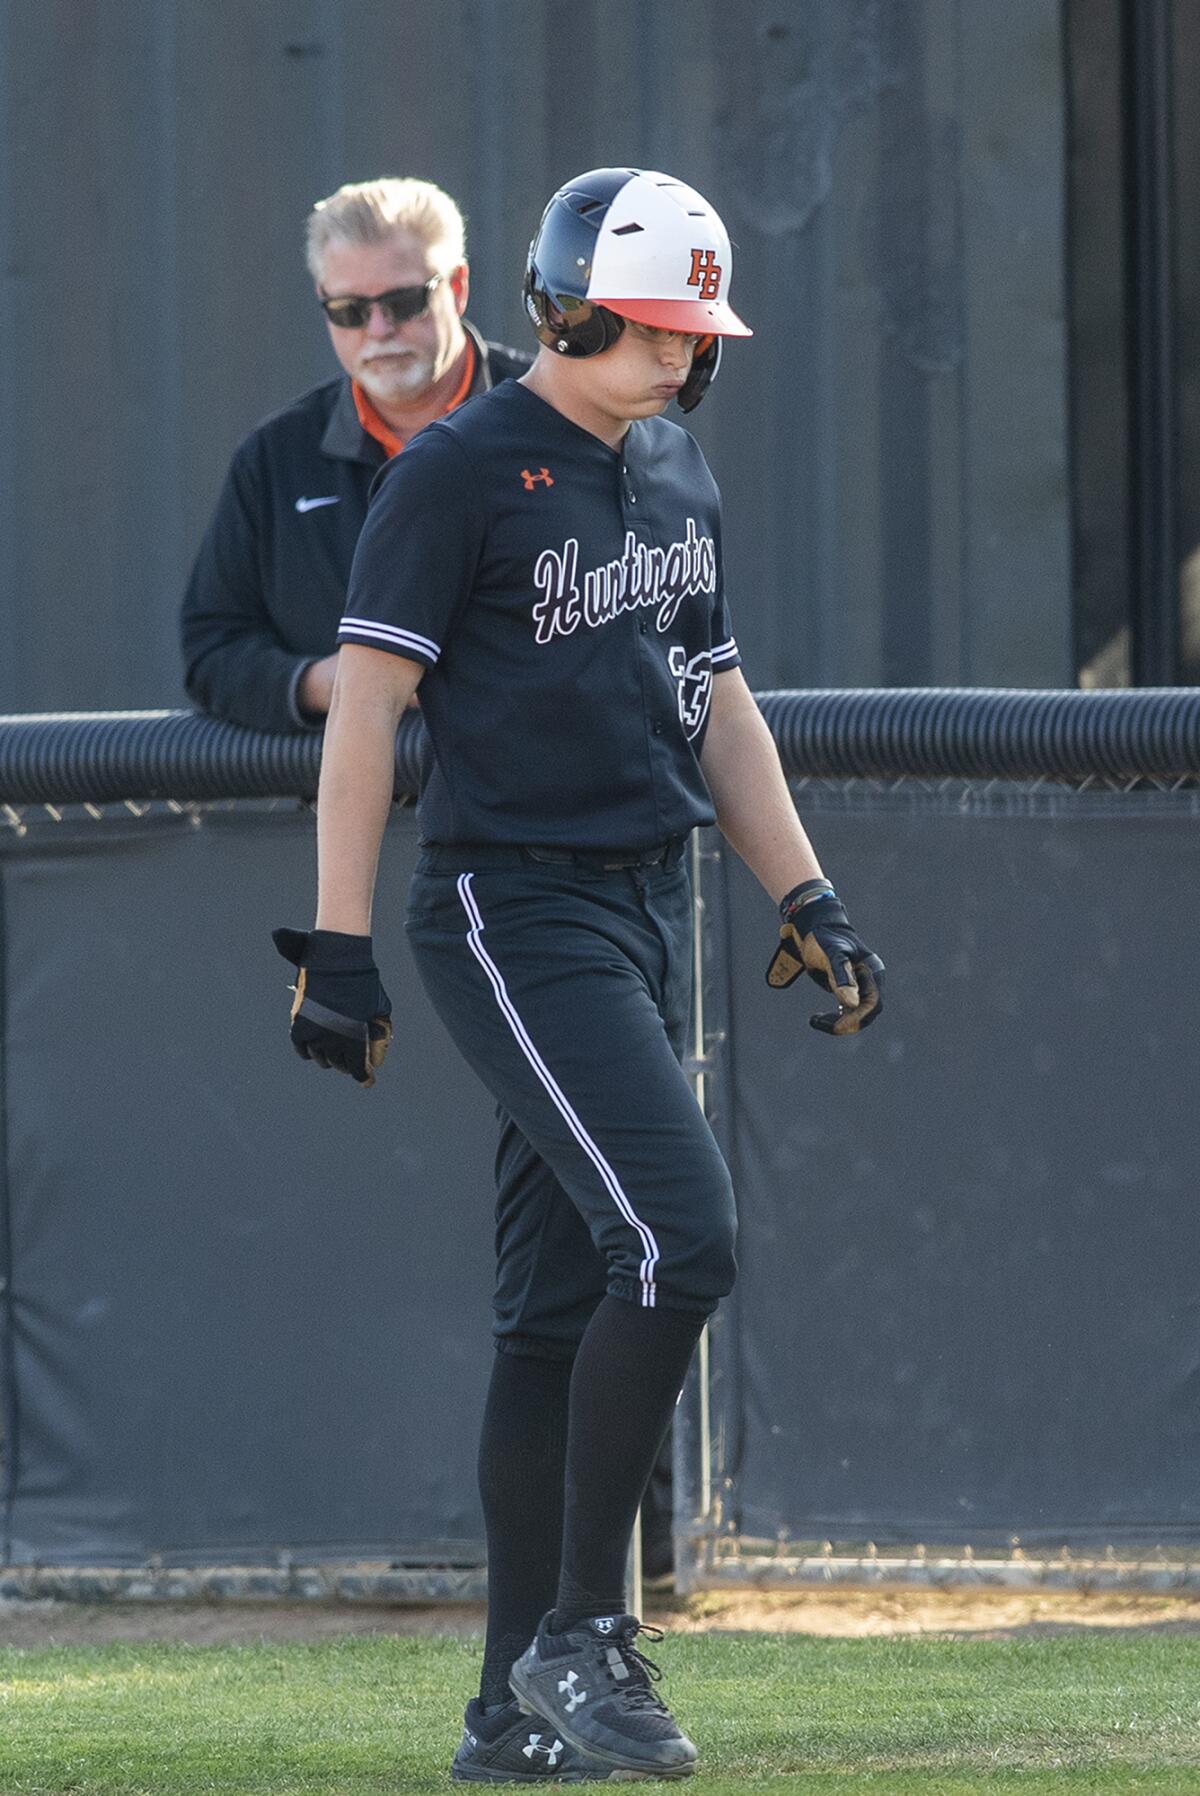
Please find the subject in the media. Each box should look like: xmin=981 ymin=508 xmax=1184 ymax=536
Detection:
xmin=523 ymin=167 xmax=752 ymax=413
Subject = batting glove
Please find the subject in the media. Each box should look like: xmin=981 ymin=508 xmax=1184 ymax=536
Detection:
xmin=765 ymin=879 xmax=884 ymax=1036
xmin=272 ymin=927 xmax=393 ymax=1087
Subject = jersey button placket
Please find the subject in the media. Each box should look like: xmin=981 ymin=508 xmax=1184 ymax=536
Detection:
xmin=621 ymin=449 xmax=665 ymax=826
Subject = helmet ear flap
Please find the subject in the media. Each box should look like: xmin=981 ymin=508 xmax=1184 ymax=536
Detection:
xmin=677 ymin=335 xmax=721 ymax=413
xmin=525 ymin=267 xmax=626 ymax=358
xmin=523 ymin=169 xmax=637 ymax=357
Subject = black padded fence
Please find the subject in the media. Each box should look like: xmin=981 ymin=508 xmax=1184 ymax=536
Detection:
xmin=0 ymin=710 xmax=424 ymax=807
xmin=755 ymin=687 xmax=1200 ymax=780
xmin=0 ymin=692 xmax=1198 ymax=1580
xmin=688 ymin=774 xmax=1200 ymax=1586
xmin=3 ymin=687 xmax=1200 ymax=808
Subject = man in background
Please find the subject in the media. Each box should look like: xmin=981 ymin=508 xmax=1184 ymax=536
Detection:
xmin=181 ymin=177 xmax=530 ymax=733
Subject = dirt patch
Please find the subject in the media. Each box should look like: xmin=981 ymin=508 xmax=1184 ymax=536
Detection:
xmin=3 ymin=1586 xmax=1200 ymax=1649
xmin=656 ymin=1585 xmax=1200 ymax=1638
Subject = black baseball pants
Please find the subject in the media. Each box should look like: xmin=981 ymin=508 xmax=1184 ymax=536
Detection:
xmin=404 ymin=841 xmax=737 ymax=1354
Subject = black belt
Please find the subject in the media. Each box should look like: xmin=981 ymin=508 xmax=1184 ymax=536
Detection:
xmin=420 ymin=838 xmax=687 ymax=873
xmin=523 ymin=839 xmax=686 ymax=871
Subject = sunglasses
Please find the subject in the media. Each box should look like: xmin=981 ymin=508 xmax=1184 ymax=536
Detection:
xmin=319 ymin=274 xmax=443 ymax=330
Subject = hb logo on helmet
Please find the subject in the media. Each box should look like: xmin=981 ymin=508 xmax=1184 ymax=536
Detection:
xmin=668 ymin=646 xmax=713 ymax=739
xmin=688 ymin=248 xmax=721 ymax=301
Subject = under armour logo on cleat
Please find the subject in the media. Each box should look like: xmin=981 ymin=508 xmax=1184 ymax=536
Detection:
xmin=592 ymin=1616 xmax=616 ymax=1635
xmin=523 ymin=1734 xmax=564 ymax=1766
xmin=558 ymin=1669 xmax=587 ymax=1713
xmin=521 ymin=467 xmax=554 ymax=490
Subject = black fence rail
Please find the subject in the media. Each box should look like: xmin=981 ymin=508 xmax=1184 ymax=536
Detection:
xmin=754 ymin=687 xmax=1200 ymax=780
xmin=0 ymin=709 xmax=419 ymax=806
xmin=1 ymin=688 xmax=1199 ymax=807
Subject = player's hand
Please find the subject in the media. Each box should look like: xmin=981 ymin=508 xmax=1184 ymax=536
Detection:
xmin=272 ymin=927 xmax=393 ymax=1086
xmin=765 ymin=880 xmax=884 ymax=1036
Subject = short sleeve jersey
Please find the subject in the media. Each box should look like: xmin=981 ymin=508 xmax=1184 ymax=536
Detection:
xmin=338 ymin=380 xmax=740 ymax=848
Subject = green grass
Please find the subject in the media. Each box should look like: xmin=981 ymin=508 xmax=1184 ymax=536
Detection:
xmin=0 ymin=1631 xmax=1198 ymax=1793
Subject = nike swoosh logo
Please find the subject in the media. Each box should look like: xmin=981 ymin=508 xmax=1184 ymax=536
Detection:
xmin=294 ymin=495 xmax=340 ymax=513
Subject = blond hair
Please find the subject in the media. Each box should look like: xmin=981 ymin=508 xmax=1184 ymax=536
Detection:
xmin=305 ymin=177 xmax=467 ymax=283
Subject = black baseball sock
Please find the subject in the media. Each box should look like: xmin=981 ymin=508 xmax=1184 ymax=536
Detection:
xmin=477 ymin=1348 xmax=573 ymax=1708
xmin=552 ymin=1295 xmax=706 ymax=1629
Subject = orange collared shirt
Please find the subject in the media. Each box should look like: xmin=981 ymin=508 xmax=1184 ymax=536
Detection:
xmin=351 ymin=336 xmax=478 ymax=459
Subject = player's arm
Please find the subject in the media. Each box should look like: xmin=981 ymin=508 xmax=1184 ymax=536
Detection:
xmin=272 ymin=645 xmax=422 ymax=1085
xmin=699 ymin=667 xmax=823 ymax=901
xmin=273 ymin=427 xmax=480 ymax=1080
xmin=296 ymin=651 xmax=422 ymax=718
xmin=700 ymin=668 xmax=884 ymax=1036
xmin=315 ymin=645 xmax=424 ymax=930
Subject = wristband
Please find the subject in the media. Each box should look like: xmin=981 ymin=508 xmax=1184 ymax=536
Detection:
xmin=779 ymin=879 xmax=838 ymax=926
xmin=306 ymin=930 xmax=376 ymax=970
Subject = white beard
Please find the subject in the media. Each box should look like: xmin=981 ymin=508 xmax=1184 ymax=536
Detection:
xmin=356 ymin=350 xmax=436 ymax=403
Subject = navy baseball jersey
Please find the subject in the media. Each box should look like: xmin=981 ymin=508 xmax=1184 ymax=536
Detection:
xmin=338 ymin=379 xmax=740 ymax=848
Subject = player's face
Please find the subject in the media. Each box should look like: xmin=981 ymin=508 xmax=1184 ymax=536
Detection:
xmin=317 ymin=229 xmax=468 ymax=404
xmin=589 ymin=319 xmax=700 ymax=420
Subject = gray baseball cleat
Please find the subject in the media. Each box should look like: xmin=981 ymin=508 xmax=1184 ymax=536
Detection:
xmin=451 ymin=1696 xmax=624 ymax=1782
xmin=509 ymin=1614 xmax=698 ymax=1779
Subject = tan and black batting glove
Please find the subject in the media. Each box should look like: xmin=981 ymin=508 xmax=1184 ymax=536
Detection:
xmin=766 ymin=879 xmax=884 ymax=1037
xmin=272 ymin=927 xmax=393 ymax=1087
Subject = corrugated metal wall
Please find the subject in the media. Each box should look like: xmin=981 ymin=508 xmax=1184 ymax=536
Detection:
xmin=0 ymin=0 xmax=1070 ymax=712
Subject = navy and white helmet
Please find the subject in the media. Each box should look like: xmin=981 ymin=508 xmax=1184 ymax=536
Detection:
xmin=524 ymin=167 xmax=752 ymax=413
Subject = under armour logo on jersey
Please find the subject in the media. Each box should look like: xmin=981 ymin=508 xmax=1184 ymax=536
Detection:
xmin=521 ymin=467 xmax=554 ymax=490
xmin=688 ymin=247 xmax=721 ymax=300
xmin=558 ymin=1669 xmax=587 ymax=1712
xmin=523 ymin=1734 xmax=564 ymax=1766
xmin=669 ymin=645 xmax=714 ymax=740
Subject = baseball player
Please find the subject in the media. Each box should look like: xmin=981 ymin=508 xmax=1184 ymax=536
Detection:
xmin=274 ymin=167 xmax=883 ymax=1781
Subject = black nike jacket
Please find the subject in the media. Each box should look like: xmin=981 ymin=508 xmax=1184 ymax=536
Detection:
xmin=180 ymin=322 xmax=531 ymax=734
